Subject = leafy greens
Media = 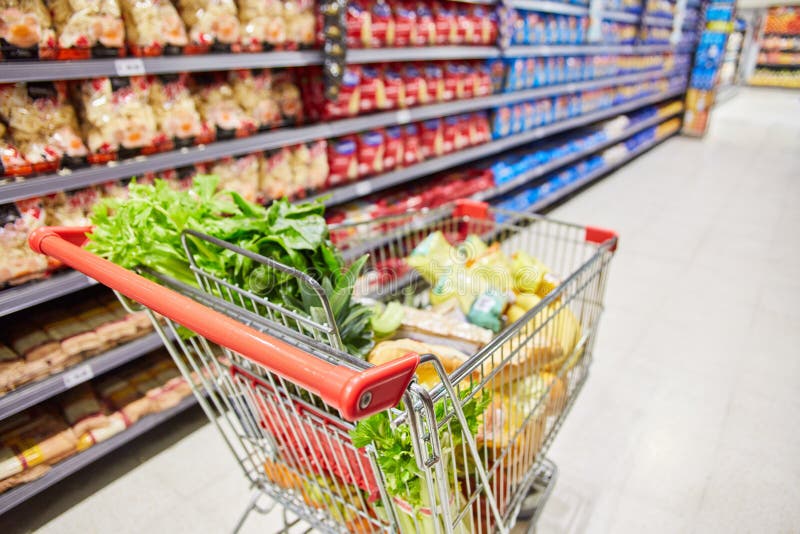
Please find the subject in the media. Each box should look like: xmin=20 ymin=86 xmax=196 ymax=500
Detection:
xmin=87 ymin=175 xmax=374 ymax=357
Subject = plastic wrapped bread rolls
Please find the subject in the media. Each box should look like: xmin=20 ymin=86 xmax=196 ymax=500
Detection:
xmin=0 ymin=81 xmax=88 ymax=170
xmin=47 ymin=0 xmax=125 ymax=56
xmin=173 ymin=0 xmax=241 ymax=51
xmin=119 ymin=0 xmax=188 ymax=55
xmin=229 ymin=69 xmax=283 ymax=131
xmin=148 ymin=73 xmax=208 ymax=149
xmin=0 ymin=0 xmax=58 ymax=59
xmin=191 ymin=72 xmax=256 ymax=139
xmin=238 ymin=0 xmax=315 ymax=50
xmin=74 ymin=76 xmax=158 ymax=159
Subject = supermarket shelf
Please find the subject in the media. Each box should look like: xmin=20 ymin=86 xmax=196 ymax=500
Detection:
xmin=0 ymin=271 xmax=97 ymax=318
xmin=0 ymin=333 xmax=165 ymax=420
xmin=603 ymin=11 xmax=641 ymax=23
xmin=348 ymin=47 xmax=500 ymax=63
xmin=0 ymin=394 xmax=197 ymax=516
xmin=475 ymin=106 xmax=682 ymax=200
xmin=0 ymin=51 xmax=323 ymax=83
xmin=763 ymin=33 xmax=800 ymax=38
xmin=314 ymin=84 xmax=686 ymax=206
xmin=0 ymin=68 xmax=682 ymax=204
xmin=644 ymin=15 xmax=674 ymax=27
xmin=508 ymin=0 xmax=589 ymax=15
xmin=503 ymin=43 xmax=674 ymax=56
xmin=756 ymin=63 xmax=800 ymax=68
xmin=527 ymin=130 xmax=677 ymax=212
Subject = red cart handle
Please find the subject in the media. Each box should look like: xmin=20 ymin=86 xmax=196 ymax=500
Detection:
xmin=29 ymin=226 xmax=419 ymax=421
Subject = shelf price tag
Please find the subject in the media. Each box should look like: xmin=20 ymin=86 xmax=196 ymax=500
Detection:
xmin=114 ymin=58 xmax=146 ymax=76
xmin=395 ymin=109 xmax=412 ymax=125
xmin=355 ymin=181 xmax=373 ymax=196
xmin=63 ymin=364 xmax=94 ymax=388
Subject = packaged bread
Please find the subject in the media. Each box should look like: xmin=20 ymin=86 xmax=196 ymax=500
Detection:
xmin=42 ymin=187 xmax=97 ymax=227
xmin=76 ymin=410 xmax=126 ymax=451
xmin=173 ymin=0 xmax=241 ymax=49
xmin=260 ymin=147 xmax=292 ymax=200
xmin=0 ymin=81 xmax=88 ymax=169
xmin=306 ymin=139 xmax=329 ymax=191
xmin=148 ymin=74 xmax=206 ymax=149
xmin=282 ymin=0 xmax=315 ymax=47
xmin=95 ymin=373 xmax=153 ymax=424
xmin=369 ymin=338 xmax=471 ymax=389
xmin=6 ymin=320 xmax=62 ymax=362
xmin=47 ymin=0 xmax=125 ymax=54
xmin=237 ymin=0 xmax=285 ymax=48
xmin=61 ymin=384 xmax=110 ymax=436
xmin=271 ymin=69 xmax=303 ymax=125
xmin=74 ymin=76 xmax=158 ymax=157
xmin=191 ymin=73 xmax=256 ymax=138
xmin=119 ymin=0 xmax=188 ymax=54
xmin=229 ymin=69 xmax=283 ymax=131
xmin=0 ymin=410 xmax=77 ymax=484
xmin=210 ymin=153 xmax=261 ymax=202
xmin=395 ymin=305 xmax=493 ymax=355
xmin=0 ymin=0 xmax=58 ymax=59
xmin=0 ymin=200 xmax=49 ymax=287
xmin=0 ymin=126 xmax=31 ymax=177
xmin=0 ymin=463 xmax=50 ymax=493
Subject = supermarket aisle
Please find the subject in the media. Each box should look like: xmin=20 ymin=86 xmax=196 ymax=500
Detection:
xmin=537 ymin=87 xmax=800 ymax=533
xmin=9 ymin=88 xmax=800 ymax=534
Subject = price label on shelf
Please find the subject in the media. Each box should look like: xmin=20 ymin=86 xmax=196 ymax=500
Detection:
xmin=63 ymin=364 xmax=94 ymax=388
xmin=395 ymin=109 xmax=412 ymax=125
xmin=114 ymin=58 xmax=146 ymax=76
xmin=355 ymin=181 xmax=373 ymax=196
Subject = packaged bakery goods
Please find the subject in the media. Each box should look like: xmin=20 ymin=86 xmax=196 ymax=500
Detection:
xmin=229 ymin=69 xmax=283 ymax=131
xmin=74 ymin=76 xmax=158 ymax=161
xmin=0 ymin=81 xmax=88 ymax=171
xmin=0 ymin=200 xmax=49 ymax=287
xmin=61 ymin=384 xmax=109 ymax=436
xmin=369 ymin=338 xmax=469 ymax=389
xmin=119 ymin=0 xmax=188 ymax=55
xmin=191 ymin=72 xmax=256 ymax=139
xmin=211 ymin=153 xmax=261 ymax=202
xmin=148 ymin=73 xmax=209 ymax=150
xmin=271 ymin=69 xmax=303 ymax=125
xmin=0 ymin=125 xmax=31 ymax=177
xmin=0 ymin=0 xmax=58 ymax=59
xmin=260 ymin=146 xmax=293 ymax=200
xmin=306 ymin=139 xmax=329 ymax=192
xmin=95 ymin=372 xmax=152 ymax=424
xmin=47 ymin=0 xmax=125 ymax=58
xmin=282 ymin=0 xmax=315 ymax=48
xmin=237 ymin=0 xmax=285 ymax=50
xmin=172 ymin=0 xmax=241 ymax=51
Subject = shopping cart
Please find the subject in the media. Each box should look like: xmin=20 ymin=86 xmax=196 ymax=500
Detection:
xmin=29 ymin=199 xmax=617 ymax=533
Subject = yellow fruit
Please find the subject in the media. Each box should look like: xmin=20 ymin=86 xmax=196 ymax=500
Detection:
xmin=515 ymin=292 xmax=542 ymax=311
xmin=507 ymin=305 xmax=526 ymax=324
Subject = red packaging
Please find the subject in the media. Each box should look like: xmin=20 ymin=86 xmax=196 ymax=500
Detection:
xmin=402 ymin=123 xmax=421 ymax=166
xmin=474 ymin=61 xmax=492 ymax=97
xmin=473 ymin=5 xmax=498 ymax=45
xmin=383 ymin=126 xmax=404 ymax=171
xmin=420 ymin=118 xmax=443 ymax=159
xmin=392 ymin=0 xmax=416 ymax=46
xmin=357 ymin=129 xmax=386 ymax=177
xmin=402 ymin=64 xmax=428 ymax=107
xmin=432 ymin=2 xmax=457 ymax=45
xmin=442 ymin=115 xmax=459 ymax=154
xmin=414 ymin=2 xmax=436 ymax=46
xmin=382 ymin=65 xmax=406 ymax=110
xmin=424 ymin=62 xmax=445 ymax=102
xmin=327 ymin=135 xmax=359 ymax=186
xmin=470 ymin=112 xmax=490 ymax=145
xmin=454 ymin=4 xmax=475 ymax=45
xmin=359 ymin=65 xmax=386 ymax=113
xmin=327 ymin=66 xmax=362 ymax=119
xmin=455 ymin=114 xmax=470 ymax=150
xmin=442 ymin=62 xmax=459 ymax=101
xmin=347 ymin=0 xmax=372 ymax=48
xmin=370 ymin=0 xmax=395 ymax=47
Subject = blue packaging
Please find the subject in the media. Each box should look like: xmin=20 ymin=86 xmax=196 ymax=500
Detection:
xmin=511 ymin=104 xmax=524 ymax=134
xmin=492 ymin=105 xmax=512 ymax=139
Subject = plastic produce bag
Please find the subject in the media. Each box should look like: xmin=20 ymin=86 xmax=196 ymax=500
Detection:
xmin=47 ymin=0 xmax=125 ymax=55
xmin=0 ymin=0 xmax=57 ymax=59
xmin=0 ymin=81 xmax=88 ymax=169
xmin=119 ymin=0 xmax=188 ymax=55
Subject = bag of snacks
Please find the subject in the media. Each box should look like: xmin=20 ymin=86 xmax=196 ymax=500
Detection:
xmin=237 ymin=0 xmax=285 ymax=49
xmin=191 ymin=72 xmax=256 ymax=139
xmin=148 ymin=73 xmax=208 ymax=150
xmin=47 ymin=0 xmax=125 ymax=57
xmin=0 ymin=0 xmax=57 ymax=59
xmin=271 ymin=68 xmax=303 ymax=125
xmin=0 ymin=123 xmax=31 ymax=177
xmin=0 ymin=81 xmax=88 ymax=171
xmin=74 ymin=76 xmax=158 ymax=160
xmin=229 ymin=69 xmax=283 ymax=131
xmin=260 ymin=146 xmax=293 ymax=200
xmin=282 ymin=0 xmax=315 ymax=48
xmin=119 ymin=0 xmax=188 ymax=55
xmin=0 ymin=200 xmax=48 ymax=287
xmin=210 ymin=153 xmax=261 ymax=202
xmin=172 ymin=0 xmax=241 ymax=51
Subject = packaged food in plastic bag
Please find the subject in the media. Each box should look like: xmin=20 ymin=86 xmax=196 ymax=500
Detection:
xmin=148 ymin=73 xmax=207 ymax=149
xmin=260 ymin=146 xmax=293 ymax=200
xmin=237 ymin=0 xmax=285 ymax=48
xmin=48 ymin=0 xmax=125 ymax=56
xmin=119 ymin=0 xmax=188 ymax=55
xmin=271 ymin=68 xmax=303 ymax=125
xmin=210 ymin=153 xmax=260 ymax=202
xmin=191 ymin=72 xmax=256 ymax=139
xmin=0 ymin=124 xmax=31 ymax=177
xmin=229 ymin=69 xmax=283 ymax=131
xmin=172 ymin=0 xmax=241 ymax=50
xmin=306 ymin=139 xmax=329 ymax=191
xmin=282 ymin=0 xmax=315 ymax=47
xmin=0 ymin=81 xmax=87 ymax=170
xmin=74 ymin=76 xmax=157 ymax=159
xmin=0 ymin=0 xmax=58 ymax=59
xmin=0 ymin=199 xmax=48 ymax=287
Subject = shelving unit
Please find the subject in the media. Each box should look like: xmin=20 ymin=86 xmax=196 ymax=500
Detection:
xmin=0 ymin=333 xmax=165 ymax=420
xmin=0 ymin=271 xmax=97 ymax=318
xmin=0 ymin=394 xmax=197 ymax=515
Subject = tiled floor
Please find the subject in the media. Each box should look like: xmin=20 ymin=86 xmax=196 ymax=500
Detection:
xmin=7 ymin=87 xmax=800 ymax=533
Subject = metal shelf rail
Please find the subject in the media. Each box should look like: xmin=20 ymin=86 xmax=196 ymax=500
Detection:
xmin=0 ymin=333 xmax=165 ymax=420
xmin=0 ymin=271 xmax=97 ymax=318
xmin=0 ymin=394 xmax=197 ymax=516
xmin=0 ymin=67 xmax=685 ymax=204
xmin=313 ymin=84 xmax=685 ymax=206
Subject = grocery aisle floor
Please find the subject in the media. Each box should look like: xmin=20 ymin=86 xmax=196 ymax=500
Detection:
xmin=8 ymin=87 xmax=800 ymax=533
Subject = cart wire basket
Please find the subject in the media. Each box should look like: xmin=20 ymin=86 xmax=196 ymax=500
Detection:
xmin=29 ymin=199 xmax=617 ymax=534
